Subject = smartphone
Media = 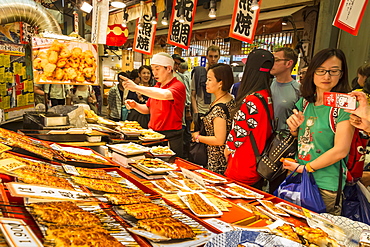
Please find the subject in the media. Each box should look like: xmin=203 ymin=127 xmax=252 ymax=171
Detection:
xmin=323 ymin=92 xmax=357 ymax=110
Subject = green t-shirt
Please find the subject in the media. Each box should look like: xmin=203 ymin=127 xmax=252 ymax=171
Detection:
xmin=296 ymin=98 xmax=349 ymax=191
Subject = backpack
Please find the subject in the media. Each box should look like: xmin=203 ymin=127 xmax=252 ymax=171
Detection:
xmin=302 ymin=99 xmax=369 ymax=183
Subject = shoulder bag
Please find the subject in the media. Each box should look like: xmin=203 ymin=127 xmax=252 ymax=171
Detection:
xmin=250 ymin=93 xmax=298 ymax=181
xmin=189 ymin=103 xmax=229 ymax=168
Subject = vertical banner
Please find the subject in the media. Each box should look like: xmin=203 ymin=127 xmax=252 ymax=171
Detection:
xmin=91 ymin=0 xmax=110 ymax=44
xmin=229 ymin=0 xmax=261 ymax=44
xmin=167 ymin=0 xmax=198 ymax=49
xmin=73 ymin=11 xmax=79 ymax=34
xmin=133 ymin=15 xmax=157 ymax=55
xmin=333 ymin=0 xmax=369 ymax=36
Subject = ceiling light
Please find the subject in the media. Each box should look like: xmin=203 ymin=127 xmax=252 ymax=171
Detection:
xmin=151 ymin=16 xmax=157 ymax=25
xmin=251 ymin=0 xmax=259 ymax=11
xmin=161 ymin=16 xmax=168 ymax=26
xmin=138 ymin=20 xmax=143 ymax=30
xmin=151 ymin=2 xmax=157 ymax=25
xmin=80 ymin=2 xmax=93 ymax=13
xmin=208 ymin=8 xmax=216 ymax=18
xmin=122 ymin=20 xmax=127 ymax=27
xmin=122 ymin=9 xmax=128 ymax=27
xmin=111 ymin=0 xmax=126 ymax=8
xmin=179 ymin=14 xmax=185 ymax=23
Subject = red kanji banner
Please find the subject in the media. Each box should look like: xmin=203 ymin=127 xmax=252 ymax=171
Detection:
xmin=167 ymin=0 xmax=198 ymax=49
xmin=133 ymin=14 xmax=157 ymax=55
xmin=229 ymin=0 xmax=261 ymax=44
xmin=333 ymin=0 xmax=369 ymax=36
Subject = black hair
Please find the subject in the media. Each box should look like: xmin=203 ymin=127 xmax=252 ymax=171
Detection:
xmin=117 ymin=71 xmax=128 ymax=82
xmin=233 ymin=65 xmax=271 ymax=117
xmin=300 ymin=48 xmax=350 ymax=102
xmin=130 ymin=69 xmax=139 ymax=81
xmin=209 ymin=63 xmax=234 ymax=92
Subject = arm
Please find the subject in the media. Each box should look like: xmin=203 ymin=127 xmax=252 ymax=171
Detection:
xmin=284 ymin=120 xmax=355 ymax=173
xmin=121 ymin=76 xmax=173 ymax=100
xmin=191 ymin=90 xmax=198 ymax=113
xmin=286 ymin=109 xmax=305 ymax=137
xmin=192 ymin=117 xmax=227 ymax=146
xmin=34 ymin=86 xmax=45 ymax=96
xmin=347 ymin=91 xmax=370 ymax=121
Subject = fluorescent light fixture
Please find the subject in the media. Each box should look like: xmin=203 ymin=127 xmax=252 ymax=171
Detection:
xmin=80 ymin=2 xmax=93 ymax=13
xmin=111 ymin=0 xmax=126 ymax=8
xmin=161 ymin=16 xmax=168 ymax=26
xmin=208 ymin=8 xmax=216 ymax=18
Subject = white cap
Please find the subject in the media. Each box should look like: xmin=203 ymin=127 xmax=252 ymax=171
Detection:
xmin=151 ymin=52 xmax=174 ymax=69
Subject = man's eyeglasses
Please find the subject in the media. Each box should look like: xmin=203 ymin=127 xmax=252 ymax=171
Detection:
xmin=274 ymin=58 xmax=290 ymax=62
xmin=314 ymin=69 xmax=342 ymax=76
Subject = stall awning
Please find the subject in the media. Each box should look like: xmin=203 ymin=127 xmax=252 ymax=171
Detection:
xmin=259 ymin=6 xmax=306 ymax=21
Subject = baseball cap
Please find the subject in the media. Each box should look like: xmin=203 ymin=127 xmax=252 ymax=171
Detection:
xmin=172 ymin=54 xmax=185 ymax=63
xmin=246 ymin=49 xmax=274 ymax=73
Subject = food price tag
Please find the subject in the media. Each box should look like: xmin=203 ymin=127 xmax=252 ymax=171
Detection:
xmin=180 ymin=167 xmax=206 ymax=187
xmin=62 ymin=164 xmax=80 ymax=176
xmin=5 ymin=182 xmax=91 ymax=201
xmin=0 ymin=217 xmax=43 ymax=247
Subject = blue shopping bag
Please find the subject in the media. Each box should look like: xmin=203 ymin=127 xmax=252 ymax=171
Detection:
xmin=342 ymin=182 xmax=370 ymax=225
xmin=274 ymin=166 xmax=326 ymax=213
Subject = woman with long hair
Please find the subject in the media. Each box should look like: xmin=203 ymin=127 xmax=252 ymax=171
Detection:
xmin=285 ymin=48 xmax=354 ymax=215
xmin=354 ymin=63 xmax=370 ymax=103
xmin=224 ymin=49 xmax=275 ymax=189
xmin=191 ymin=64 xmax=235 ymax=175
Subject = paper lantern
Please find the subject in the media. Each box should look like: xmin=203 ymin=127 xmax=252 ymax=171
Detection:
xmin=106 ymin=24 xmax=128 ymax=46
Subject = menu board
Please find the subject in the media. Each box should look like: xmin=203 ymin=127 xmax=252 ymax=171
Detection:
xmin=0 ymin=41 xmax=34 ymax=122
xmin=32 ymin=37 xmax=99 ymax=85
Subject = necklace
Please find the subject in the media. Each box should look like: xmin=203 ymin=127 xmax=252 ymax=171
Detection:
xmin=211 ymin=92 xmax=228 ymax=106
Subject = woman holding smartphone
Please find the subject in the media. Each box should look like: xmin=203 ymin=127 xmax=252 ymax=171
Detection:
xmin=285 ymin=48 xmax=355 ymax=215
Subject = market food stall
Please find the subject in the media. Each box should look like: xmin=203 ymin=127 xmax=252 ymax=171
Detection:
xmin=0 ymin=127 xmax=367 ymax=247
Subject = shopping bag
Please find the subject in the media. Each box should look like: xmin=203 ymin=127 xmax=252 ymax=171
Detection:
xmin=342 ymin=181 xmax=370 ymax=225
xmin=274 ymin=166 xmax=326 ymax=213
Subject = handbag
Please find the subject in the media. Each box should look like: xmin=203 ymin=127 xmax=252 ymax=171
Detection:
xmin=189 ymin=103 xmax=229 ymax=168
xmin=342 ymin=181 xmax=370 ymax=225
xmin=250 ymin=93 xmax=297 ymax=181
xmin=274 ymin=166 xmax=326 ymax=213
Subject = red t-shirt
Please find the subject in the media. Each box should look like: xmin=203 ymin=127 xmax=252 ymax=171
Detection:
xmin=225 ymin=89 xmax=273 ymax=185
xmin=146 ymin=77 xmax=186 ymax=131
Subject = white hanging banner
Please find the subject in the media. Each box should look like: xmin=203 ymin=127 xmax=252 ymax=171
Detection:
xmin=333 ymin=0 xmax=369 ymax=36
xmin=229 ymin=0 xmax=261 ymax=44
xmin=133 ymin=15 xmax=157 ymax=55
xmin=73 ymin=11 xmax=79 ymax=34
xmin=91 ymin=0 xmax=110 ymax=44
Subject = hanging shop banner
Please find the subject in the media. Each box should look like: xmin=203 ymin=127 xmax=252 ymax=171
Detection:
xmin=106 ymin=24 xmax=129 ymax=47
xmin=333 ymin=0 xmax=369 ymax=36
xmin=133 ymin=15 xmax=157 ymax=55
xmin=32 ymin=37 xmax=98 ymax=85
xmin=91 ymin=0 xmax=110 ymax=44
xmin=229 ymin=0 xmax=261 ymax=44
xmin=73 ymin=11 xmax=79 ymax=34
xmin=167 ymin=0 xmax=198 ymax=49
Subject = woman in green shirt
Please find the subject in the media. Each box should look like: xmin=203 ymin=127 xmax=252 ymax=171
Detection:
xmin=285 ymin=48 xmax=355 ymax=215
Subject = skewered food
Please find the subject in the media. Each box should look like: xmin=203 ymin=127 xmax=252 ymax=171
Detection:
xmin=120 ymin=203 xmax=172 ymax=219
xmin=154 ymin=180 xmax=179 ymax=193
xmin=1 ymin=152 xmax=57 ymax=174
xmin=271 ymin=224 xmax=301 ymax=243
xmin=185 ymin=193 xmax=219 ymax=215
xmin=137 ymin=217 xmax=196 ymax=239
xmin=136 ymin=158 xmax=173 ymax=169
xmin=71 ymin=176 xmax=137 ymax=194
xmin=183 ymin=179 xmax=204 ymax=191
xmin=75 ymin=167 xmax=113 ymax=180
xmin=104 ymin=193 xmax=151 ymax=205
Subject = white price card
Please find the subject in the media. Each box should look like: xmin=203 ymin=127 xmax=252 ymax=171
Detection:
xmin=0 ymin=218 xmax=43 ymax=247
xmin=62 ymin=164 xmax=79 ymax=176
xmin=5 ymin=182 xmax=91 ymax=201
xmin=180 ymin=167 xmax=206 ymax=187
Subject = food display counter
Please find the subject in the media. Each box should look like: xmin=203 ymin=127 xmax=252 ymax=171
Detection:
xmin=0 ymin=127 xmax=367 ymax=247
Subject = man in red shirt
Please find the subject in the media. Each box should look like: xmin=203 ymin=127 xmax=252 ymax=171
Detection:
xmin=122 ymin=52 xmax=186 ymax=157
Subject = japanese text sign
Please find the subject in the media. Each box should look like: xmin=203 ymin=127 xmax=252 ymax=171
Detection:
xmin=133 ymin=15 xmax=157 ymax=55
xmin=333 ymin=0 xmax=369 ymax=36
xmin=6 ymin=182 xmax=91 ymax=201
xmin=229 ymin=0 xmax=261 ymax=44
xmin=0 ymin=218 xmax=43 ymax=247
xmin=168 ymin=0 xmax=198 ymax=49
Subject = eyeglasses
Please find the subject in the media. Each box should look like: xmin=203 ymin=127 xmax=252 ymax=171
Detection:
xmin=274 ymin=58 xmax=290 ymax=62
xmin=314 ymin=69 xmax=342 ymax=76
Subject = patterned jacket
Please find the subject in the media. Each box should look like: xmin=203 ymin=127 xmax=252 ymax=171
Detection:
xmin=107 ymin=85 xmax=122 ymax=120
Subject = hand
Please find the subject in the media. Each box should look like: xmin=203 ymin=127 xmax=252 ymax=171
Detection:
xmin=282 ymin=158 xmax=303 ymax=173
xmin=120 ymin=75 xmax=138 ymax=91
xmin=191 ymin=131 xmax=199 ymax=142
xmin=349 ymin=114 xmax=370 ymax=132
xmin=224 ymin=148 xmax=232 ymax=162
xmin=87 ymin=96 xmax=94 ymax=103
xmin=287 ymin=109 xmax=305 ymax=132
xmin=125 ymin=99 xmax=137 ymax=110
xmin=346 ymin=91 xmax=370 ymax=120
